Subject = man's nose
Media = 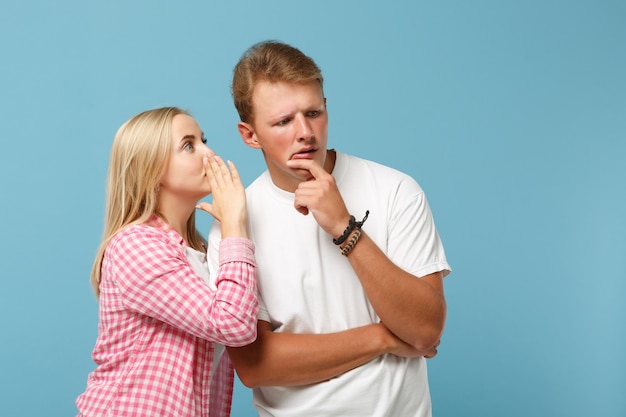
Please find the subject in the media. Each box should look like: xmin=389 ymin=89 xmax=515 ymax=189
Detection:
xmin=295 ymin=114 xmax=313 ymax=142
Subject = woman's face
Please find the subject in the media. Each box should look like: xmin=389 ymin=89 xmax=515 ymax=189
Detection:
xmin=159 ymin=114 xmax=214 ymax=204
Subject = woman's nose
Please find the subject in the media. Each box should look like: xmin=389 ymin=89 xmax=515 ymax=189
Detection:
xmin=203 ymin=145 xmax=215 ymax=158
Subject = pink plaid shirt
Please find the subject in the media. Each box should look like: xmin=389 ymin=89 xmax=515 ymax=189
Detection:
xmin=76 ymin=216 xmax=258 ymax=417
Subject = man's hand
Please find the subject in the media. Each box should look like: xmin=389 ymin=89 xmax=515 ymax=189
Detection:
xmin=378 ymin=323 xmax=440 ymax=359
xmin=286 ymin=158 xmax=351 ymax=238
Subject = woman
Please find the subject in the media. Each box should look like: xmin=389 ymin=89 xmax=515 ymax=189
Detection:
xmin=76 ymin=107 xmax=258 ymax=416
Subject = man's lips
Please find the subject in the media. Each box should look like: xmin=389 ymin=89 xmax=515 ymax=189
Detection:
xmin=291 ymin=148 xmax=316 ymax=159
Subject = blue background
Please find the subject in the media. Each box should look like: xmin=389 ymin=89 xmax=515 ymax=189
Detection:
xmin=1 ymin=1 xmax=624 ymax=416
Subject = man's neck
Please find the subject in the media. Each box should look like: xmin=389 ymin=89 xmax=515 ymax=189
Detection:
xmin=324 ymin=148 xmax=337 ymax=174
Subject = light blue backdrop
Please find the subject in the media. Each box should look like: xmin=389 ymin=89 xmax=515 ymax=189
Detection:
xmin=1 ymin=1 xmax=624 ymax=416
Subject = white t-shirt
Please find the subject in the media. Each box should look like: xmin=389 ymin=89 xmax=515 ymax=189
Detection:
xmin=209 ymin=151 xmax=451 ymax=416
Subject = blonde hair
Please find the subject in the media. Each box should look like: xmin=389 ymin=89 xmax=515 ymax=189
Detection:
xmin=91 ymin=107 xmax=205 ymax=296
xmin=232 ymin=40 xmax=324 ymax=123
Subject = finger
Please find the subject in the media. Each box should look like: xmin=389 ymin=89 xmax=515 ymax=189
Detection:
xmin=207 ymin=155 xmax=227 ymax=187
xmin=426 ymin=347 xmax=438 ymax=359
xmin=227 ymin=160 xmax=242 ymax=185
xmin=215 ymin=155 xmax=234 ymax=183
xmin=285 ymin=158 xmax=327 ymax=180
xmin=196 ymin=201 xmax=213 ymax=215
xmin=214 ymin=155 xmax=237 ymax=185
xmin=294 ymin=203 xmax=309 ymax=216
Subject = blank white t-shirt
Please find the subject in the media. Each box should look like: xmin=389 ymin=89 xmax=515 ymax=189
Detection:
xmin=209 ymin=151 xmax=451 ymax=417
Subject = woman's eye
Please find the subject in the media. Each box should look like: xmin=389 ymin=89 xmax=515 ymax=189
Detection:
xmin=201 ymin=136 xmax=207 ymax=144
xmin=183 ymin=142 xmax=193 ymax=151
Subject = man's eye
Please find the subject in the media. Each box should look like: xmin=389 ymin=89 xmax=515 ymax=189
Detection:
xmin=308 ymin=111 xmax=319 ymax=117
xmin=201 ymin=136 xmax=207 ymax=144
xmin=277 ymin=118 xmax=290 ymax=126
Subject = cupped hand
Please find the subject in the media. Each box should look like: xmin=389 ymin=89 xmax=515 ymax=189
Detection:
xmin=196 ymin=155 xmax=248 ymax=237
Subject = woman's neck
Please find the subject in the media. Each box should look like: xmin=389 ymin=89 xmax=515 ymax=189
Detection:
xmin=157 ymin=196 xmax=194 ymax=242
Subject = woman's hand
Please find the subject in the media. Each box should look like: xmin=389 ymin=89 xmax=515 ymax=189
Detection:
xmin=196 ymin=155 xmax=248 ymax=238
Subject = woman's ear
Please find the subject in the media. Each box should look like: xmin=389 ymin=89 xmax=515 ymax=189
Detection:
xmin=238 ymin=122 xmax=260 ymax=149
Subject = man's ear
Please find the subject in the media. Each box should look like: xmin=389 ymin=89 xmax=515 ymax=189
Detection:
xmin=238 ymin=122 xmax=260 ymax=149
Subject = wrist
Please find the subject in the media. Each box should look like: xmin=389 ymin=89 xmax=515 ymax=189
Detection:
xmin=374 ymin=323 xmax=395 ymax=355
xmin=220 ymin=220 xmax=248 ymax=238
xmin=332 ymin=210 xmax=369 ymax=245
xmin=332 ymin=215 xmax=354 ymax=242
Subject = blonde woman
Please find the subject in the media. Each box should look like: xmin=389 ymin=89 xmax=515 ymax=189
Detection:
xmin=76 ymin=107 xmax=258 ymax=417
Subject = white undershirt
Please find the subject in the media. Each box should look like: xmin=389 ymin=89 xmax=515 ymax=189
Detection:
xmin=185 ymin=246 xmax=225 ymax=377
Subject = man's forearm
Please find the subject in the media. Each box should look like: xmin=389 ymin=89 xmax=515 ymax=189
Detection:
xmin=346 ymin=232 xmax=447 ymax=350
xmin=227 ymin=322 xmax=398 ymax=388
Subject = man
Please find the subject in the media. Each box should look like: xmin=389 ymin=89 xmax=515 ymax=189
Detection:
xmin=208 ymin=40 xmax=451 ymax=416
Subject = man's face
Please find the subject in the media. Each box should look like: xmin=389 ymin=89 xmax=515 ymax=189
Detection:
xmin=241 ymin=80 xmax=328 ymax=192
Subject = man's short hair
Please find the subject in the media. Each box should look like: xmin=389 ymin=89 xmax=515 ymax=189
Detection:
xmin=232 ymin=40 xmax=324 ymax=123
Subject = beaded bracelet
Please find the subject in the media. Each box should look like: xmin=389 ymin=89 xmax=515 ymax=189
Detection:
xmin=340 ymin=229 xmax=362 ymax=256
xmin=333 ymin=210 xmax=370 ymax=245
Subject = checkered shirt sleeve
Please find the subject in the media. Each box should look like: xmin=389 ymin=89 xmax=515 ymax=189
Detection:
xmin=75 ymin=223 xmax=257 ymax=417
xmin=109 ymin=226 xmax=258 ymax=345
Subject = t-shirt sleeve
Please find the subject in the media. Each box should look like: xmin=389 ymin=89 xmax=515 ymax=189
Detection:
xmin=387 ymin=177 xmax=451 ymax=278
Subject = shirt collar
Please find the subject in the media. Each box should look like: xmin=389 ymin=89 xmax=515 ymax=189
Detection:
xmin=147 ymin=214 xmax=186 ymax=247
